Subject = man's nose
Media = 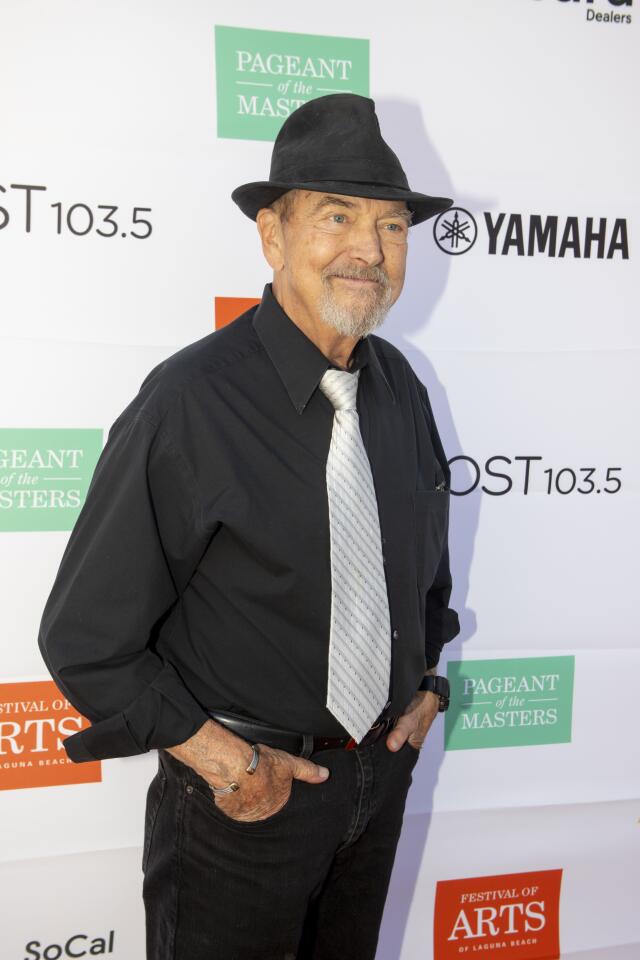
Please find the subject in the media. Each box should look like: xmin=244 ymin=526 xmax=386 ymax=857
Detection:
xmin=345 ymin=224 xmax=386 ymax=266
xmin=349 ymin=244 xmax=384 ymax=270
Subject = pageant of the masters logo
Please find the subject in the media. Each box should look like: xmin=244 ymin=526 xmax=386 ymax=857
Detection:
xmin=0 ymin=428 xmax=102 ymax=532
xmin=214 ymin=25 xmax=369 ymax=141
xmin=445 ymin=656 xmax=575 ymax=750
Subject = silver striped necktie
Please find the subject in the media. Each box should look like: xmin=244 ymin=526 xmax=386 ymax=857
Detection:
xmin=318 ymin=366 xmax=392 ymax=743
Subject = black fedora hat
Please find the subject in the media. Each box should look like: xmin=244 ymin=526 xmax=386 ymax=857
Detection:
xmin=231 ymin=93 xmax=452 ymax=227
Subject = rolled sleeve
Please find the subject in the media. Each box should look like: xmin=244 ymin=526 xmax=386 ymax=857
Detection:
xmin=38 ymin=412 xmax=212 ymax=763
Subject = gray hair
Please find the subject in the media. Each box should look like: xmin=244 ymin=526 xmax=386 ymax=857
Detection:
xmin=269 ymin=190 xmax=298 ymax=223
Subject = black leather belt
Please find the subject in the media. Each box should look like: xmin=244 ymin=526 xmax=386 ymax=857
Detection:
xmin=207 ymin=709 xmax=398 ymax=759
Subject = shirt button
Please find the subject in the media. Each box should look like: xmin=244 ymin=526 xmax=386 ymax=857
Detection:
xmin=392 ymin=629 xmax=399 ymax=640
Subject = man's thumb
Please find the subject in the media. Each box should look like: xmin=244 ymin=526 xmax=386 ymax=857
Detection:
xmin=386 ymin=720 xmax=409 ymax=751
xmin=291 ymin=757 xmax=330 ymax=783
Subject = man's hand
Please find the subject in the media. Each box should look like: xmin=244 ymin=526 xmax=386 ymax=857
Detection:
xmin=385 ymin=690 xmax=441 ymax=753
xmin=211 ymin=743 xmax=329 ymax=822
xmin=165 ymin=719 xmax=329 ymax=823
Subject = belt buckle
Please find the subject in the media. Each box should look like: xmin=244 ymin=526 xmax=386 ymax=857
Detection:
xmin=357 ymin=719 xmax=383 ymax=749
xmin=344 ymin=709 xmax=392 ymax=751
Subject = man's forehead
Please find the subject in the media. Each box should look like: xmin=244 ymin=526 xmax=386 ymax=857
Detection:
xmin=300 ymin=191 xmax=411 ymax=219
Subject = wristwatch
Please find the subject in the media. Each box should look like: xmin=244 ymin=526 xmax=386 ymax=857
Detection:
xmin=418 ymin=674 xmax=450 ymax=711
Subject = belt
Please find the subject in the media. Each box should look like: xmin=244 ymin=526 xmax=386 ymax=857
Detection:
xmin=207 ymin=709 xmax=398 ymax=760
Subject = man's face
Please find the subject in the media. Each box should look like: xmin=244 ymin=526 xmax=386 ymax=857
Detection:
xmin=266 ymin=190 xmax=410 ymax=339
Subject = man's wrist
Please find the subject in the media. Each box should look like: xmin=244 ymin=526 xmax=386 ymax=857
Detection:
xmin=418 ymin=673 xmax=450 ymax=711
xmin=166 ymin=718 xmax=254 ymax=788
xmin=417 ymin=666 xmax=439 ymax=699
xmin=210 ymin=743 xmax=261 ymax=795
xmin=203 ymin=724 xmax=256 ymax=789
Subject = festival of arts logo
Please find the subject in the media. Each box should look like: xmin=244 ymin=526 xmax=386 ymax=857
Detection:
xmin=214 ymin=295 xmax=261 ymax=329
xmin=434 ymin=869 xmax=563 ymax=959
xmin=214 ymin=25 xmax=369 ymax=141
xmin=0 ymin=428 xmax=103 ymax=532
xmin=0 ymin=680 xmax=100 ymax=790
xmin=444 ymin=656 xmax=575 ymax=750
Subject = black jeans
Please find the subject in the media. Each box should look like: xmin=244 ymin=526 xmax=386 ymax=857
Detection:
xmin=142 ymin=733 xmax=420 ymax=960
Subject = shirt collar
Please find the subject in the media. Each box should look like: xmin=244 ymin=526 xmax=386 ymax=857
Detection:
xmin=252 ymin=282 xmax=396 ymax=415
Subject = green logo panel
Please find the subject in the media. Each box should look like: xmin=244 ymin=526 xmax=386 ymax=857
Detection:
xmin=215 ymin=25 xmax=369 ymax=141
xmin=0 ymin=428 xmax=103 ymax=532
xmin=445 ymin=656 xmax=575 ymax=750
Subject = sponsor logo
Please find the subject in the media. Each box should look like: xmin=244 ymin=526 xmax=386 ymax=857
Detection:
xmin=215 ymin=296 xmax=261 ymax=329
xmin=215 ymin=25 xmax=369 ymax=141
xmin=445 ymin=657 xmax=575 ymax=750
xmin=24 ymin=930 xmax=115 ymax=958
xmin=0 ymin=181 xmax=153 ymax=239
xmin=433 ymin=209 xmax=629 ymax=258
xmin=0 ymin=429 xmax=102 ymax=532
xmin=434 ymin=869 xmax=562 ymax=959
xmin=448 ymin=456 xmax=622 ymax=497
xmin=434 ymin=207 xmax=477 ymax=255
xmin=533 ymin=0 xmax=632 ymax=26
xmin=0 ymin=680 xmax=100 ymax=789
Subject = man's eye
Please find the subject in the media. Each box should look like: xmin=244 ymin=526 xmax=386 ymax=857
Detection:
xmin=330 ymin=213 xmax=347 ymax=223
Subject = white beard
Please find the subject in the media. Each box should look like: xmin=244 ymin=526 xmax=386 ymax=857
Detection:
xmin=317 ymin=278 xmax=395 ymax=339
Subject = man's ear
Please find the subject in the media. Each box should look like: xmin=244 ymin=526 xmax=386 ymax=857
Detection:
xmin=256 ymin=208 xmax=285 ymax=272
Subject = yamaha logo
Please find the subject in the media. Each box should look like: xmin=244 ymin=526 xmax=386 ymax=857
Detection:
xmin=433 ymin=207 xmax=478 ymax=256
xmin=433 ymin=210 xmax=629 ymax=259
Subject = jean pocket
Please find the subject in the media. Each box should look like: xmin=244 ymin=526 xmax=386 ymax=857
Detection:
xmin=142 ymin=770 xmax=167 ymax=873
xmin=188 ymin=775 xmax=299 ymax=832
xmin=404 ymin=740 xmax=421 ymax=759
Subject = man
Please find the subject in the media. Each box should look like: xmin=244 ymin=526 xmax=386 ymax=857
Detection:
xmin=38 ymin=93 xmax=460 ymax=959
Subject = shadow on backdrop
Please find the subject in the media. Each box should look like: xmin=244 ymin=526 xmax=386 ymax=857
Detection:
xmin=373 ymin=96 xmax=492 ymax=959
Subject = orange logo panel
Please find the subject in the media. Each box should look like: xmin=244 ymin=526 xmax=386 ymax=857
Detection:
xmin=214 ymin=296 xmax=260 ymax=330
xmin=0 ymin=680 xmax=101 ymax=790
xmin=434 ymin=869 xmax=562 ymax=960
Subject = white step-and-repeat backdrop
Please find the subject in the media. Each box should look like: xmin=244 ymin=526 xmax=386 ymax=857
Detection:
xmin=1 ymin=1 xmax=638 ymax=958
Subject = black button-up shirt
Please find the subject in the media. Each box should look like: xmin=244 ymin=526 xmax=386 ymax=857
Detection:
xmin=38 ymin=282 xmax=460 ymax=763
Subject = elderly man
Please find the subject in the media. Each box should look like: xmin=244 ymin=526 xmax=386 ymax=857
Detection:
xmin=38 ymin=93 xmax=460 ymax=959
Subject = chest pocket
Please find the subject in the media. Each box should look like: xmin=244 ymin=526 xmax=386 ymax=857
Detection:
xmin=414 ymin=486 xmax=450 ymax=590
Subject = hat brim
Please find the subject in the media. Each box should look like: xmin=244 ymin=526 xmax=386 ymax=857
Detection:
xmin=231 ymin=180 xmax=452 ymax=227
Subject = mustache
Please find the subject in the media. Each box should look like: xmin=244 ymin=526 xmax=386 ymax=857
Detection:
xmin=323 ymin=267 xmax=389 ymax=285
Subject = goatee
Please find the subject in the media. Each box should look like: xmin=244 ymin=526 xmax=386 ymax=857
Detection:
xmin=318 ymin=270 xmax=394 ymax=339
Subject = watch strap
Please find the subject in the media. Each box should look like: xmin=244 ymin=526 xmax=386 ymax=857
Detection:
xmin=418 ymin=674 xmax=450 ymax=710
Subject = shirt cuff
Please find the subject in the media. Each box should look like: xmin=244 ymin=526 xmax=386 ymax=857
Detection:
xmin=425 ymin=607 xmax=461 ymax=670
xmin=62 ymin=661 xmax=210 ymax=763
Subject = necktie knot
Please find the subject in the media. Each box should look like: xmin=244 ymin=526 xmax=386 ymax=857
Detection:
xmin=318 ymin=367 xmax=360 ymax=411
